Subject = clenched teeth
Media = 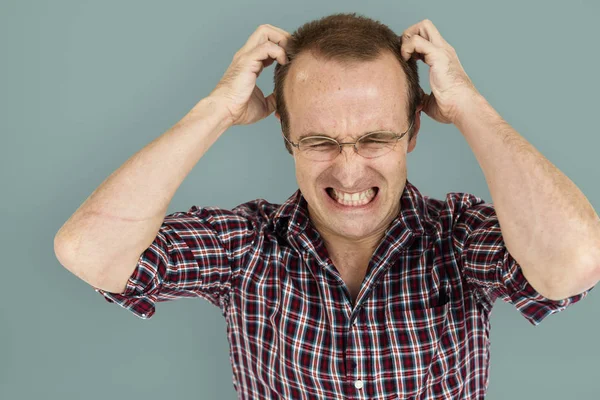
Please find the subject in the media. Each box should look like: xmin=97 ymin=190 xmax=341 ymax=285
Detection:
xmin=329 ymin=188 xmax=377 ymax=206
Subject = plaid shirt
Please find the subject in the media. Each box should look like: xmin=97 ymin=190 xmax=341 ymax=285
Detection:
xmin=95 ymin=179 xmax=593 ymax=399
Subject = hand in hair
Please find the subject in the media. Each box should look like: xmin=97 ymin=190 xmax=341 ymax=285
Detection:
xmin=400 ymin=19 xmax=479 ymax=125
xmin=209 ymin=24 xmax=291 ymax=126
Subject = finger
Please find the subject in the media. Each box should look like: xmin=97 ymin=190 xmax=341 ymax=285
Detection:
xmin=266 ymin=24 xmax=292 ymax=42
xmin=402 ymin=19 xmax=446 ymax=47
xmin=401 ymin=34 xmax=441 ymax=65
xmin=246 ymin=41 xmax=289 ymax=68
xmin=262 ymin=57 xmax=276 ymax=68
xmin=241 ymin=24 xmax=291 ymax=54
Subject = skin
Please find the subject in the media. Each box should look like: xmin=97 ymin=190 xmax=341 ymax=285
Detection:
xmin=400 ymin=19 xmax=600 ymax=299
xmin=275 ymin=50 xmax=424 ymax=290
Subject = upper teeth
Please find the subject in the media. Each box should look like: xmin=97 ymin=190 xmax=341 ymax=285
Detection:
xmin=332 ymin=188 xmax=375 ymax=201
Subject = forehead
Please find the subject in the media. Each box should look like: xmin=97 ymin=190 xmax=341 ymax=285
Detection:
xmin=284 ymin=51 xmax=409 ymax=140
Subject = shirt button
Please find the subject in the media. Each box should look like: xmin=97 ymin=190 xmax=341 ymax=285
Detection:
xmin=141 ymin=314 xmax=147 ymax=318
xmin=354 ymin=380 xmax=364 ymax=389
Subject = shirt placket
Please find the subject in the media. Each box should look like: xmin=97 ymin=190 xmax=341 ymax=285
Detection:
xmin=344 ymin=302 xmax=368 ymax=399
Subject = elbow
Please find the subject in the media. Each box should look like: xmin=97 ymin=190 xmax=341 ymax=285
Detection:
xmin=542 ymin=251 xmax=600 ymax=301
xmin=54 ymin=233 xmax=106 ymax=289
xmin=54 ymin=233 xmax=75 ymax=272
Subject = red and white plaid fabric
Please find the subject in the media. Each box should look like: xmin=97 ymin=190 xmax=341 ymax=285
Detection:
xmin=95 ymin=179 xmax=593 ymax=399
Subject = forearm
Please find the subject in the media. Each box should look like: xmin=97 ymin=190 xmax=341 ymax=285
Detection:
xmin=453 ymin=92 xmax=600 ymax=298
xmin=54 ymin=97 xmax=232 ymax=280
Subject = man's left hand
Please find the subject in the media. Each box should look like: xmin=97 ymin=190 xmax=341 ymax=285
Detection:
xmin=401 ymin=19 xmax=478 ymax=125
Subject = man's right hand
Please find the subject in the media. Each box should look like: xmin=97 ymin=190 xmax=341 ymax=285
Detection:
xmin=208 ymin=24 xmax=291 ymax=126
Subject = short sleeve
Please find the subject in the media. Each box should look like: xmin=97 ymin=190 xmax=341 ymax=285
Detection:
xmin=451 ymin=196 xmax=595 ymax=326
xmin=94 ymin=204 xmax=259 ymax=320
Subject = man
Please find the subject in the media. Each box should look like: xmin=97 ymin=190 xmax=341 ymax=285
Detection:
xmin=54 ymin=13 xmax=599 ymax=400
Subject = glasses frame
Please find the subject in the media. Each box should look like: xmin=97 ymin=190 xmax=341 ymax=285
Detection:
xmin=282 ymin=120 xmax=414 ymax=161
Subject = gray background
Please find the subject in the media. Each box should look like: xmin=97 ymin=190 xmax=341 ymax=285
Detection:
xmin=1 ymin=0 xmax=598 ymax=399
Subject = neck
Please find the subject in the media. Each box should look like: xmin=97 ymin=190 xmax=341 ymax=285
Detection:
xmin=319 ymin=229 xmax=384 ymax=267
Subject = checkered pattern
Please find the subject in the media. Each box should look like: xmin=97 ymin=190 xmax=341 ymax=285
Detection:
xmin=95 ymin=179 xmax=593 ymax=399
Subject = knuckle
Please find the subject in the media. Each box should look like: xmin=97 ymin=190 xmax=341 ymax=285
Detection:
xmin=279 ymin=48 xmax=288 ymax=61
xmin=261 ymin=40 xmax=276 ymax=49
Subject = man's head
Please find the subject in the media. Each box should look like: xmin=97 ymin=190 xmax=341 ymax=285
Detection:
xmin=273 ymin=13 xmax=423 ymax=244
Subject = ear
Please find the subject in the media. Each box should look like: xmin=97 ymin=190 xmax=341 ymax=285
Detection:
xmin=407 ymin=107 xmax=422 ymax=154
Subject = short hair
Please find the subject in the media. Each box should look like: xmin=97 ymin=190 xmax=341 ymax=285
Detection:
xmin=274 ymin=12 xmax=421 ymax=155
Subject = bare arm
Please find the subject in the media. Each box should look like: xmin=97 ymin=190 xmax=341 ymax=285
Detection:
xmin=400 ymin=19 xmax=600 ymax=300
xmin=54 ymin=24 xmax=291 ymax=294
xmin=54 ymin=98 xmax=233 ymax=293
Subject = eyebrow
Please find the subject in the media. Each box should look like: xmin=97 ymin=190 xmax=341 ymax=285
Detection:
xmin=296 ymin=130 xmax=397 ymax=141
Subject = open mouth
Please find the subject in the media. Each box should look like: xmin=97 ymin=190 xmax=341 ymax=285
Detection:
xmin=325 ymin=187 xmax=379 ymax=208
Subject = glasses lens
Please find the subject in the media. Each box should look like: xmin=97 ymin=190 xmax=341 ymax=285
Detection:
xmin=357 ymin=132 xmax=398 ymax=158
xmin=298 ymin=137 xmax=339 ymax=161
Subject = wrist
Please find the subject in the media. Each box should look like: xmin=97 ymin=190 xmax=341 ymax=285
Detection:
xmin=189 ymin=96 xmax=235 ymax=131
xmin=452 ymin=89 xmax=488 ymax=127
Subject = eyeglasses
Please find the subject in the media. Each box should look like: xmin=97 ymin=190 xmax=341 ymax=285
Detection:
xmin=282 ymin=120 xmax=413 ymax=162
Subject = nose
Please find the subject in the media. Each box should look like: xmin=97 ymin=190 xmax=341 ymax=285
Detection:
xmin=337 ymin=142 xmax=360 ymax=159
xmin=329 ymin=143 xmax=368 ymax=186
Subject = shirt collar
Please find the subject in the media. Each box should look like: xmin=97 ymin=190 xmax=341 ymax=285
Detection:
xmin=272 ymin=179 xmax=432 ymax=238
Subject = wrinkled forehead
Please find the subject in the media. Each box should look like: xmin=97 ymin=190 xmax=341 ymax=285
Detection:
xmin=284 ymin=51 xmax=409 ymax=141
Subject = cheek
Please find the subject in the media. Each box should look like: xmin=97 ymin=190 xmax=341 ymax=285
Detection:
xmin=294 ymin=162 xmax=311 ymax=183
xmin=374 ymin=161 xmax=407 ymax=188
xmin=296 ymin=163 xmax=325 ymax=189
xmin=375 ymin=154 xmax=405 ymax=173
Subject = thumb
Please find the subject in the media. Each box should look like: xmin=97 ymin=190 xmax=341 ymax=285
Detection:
xmin=265 ymin=92 xmax=277 ymax=116
xmin=422 ymin=92 xmax=452 ymax=124
xmin=422 ymin=92 xmax=438 ymax=119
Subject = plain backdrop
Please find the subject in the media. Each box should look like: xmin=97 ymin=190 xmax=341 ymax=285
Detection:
xmin=1 ymin=0 xmax=598 ymax=399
